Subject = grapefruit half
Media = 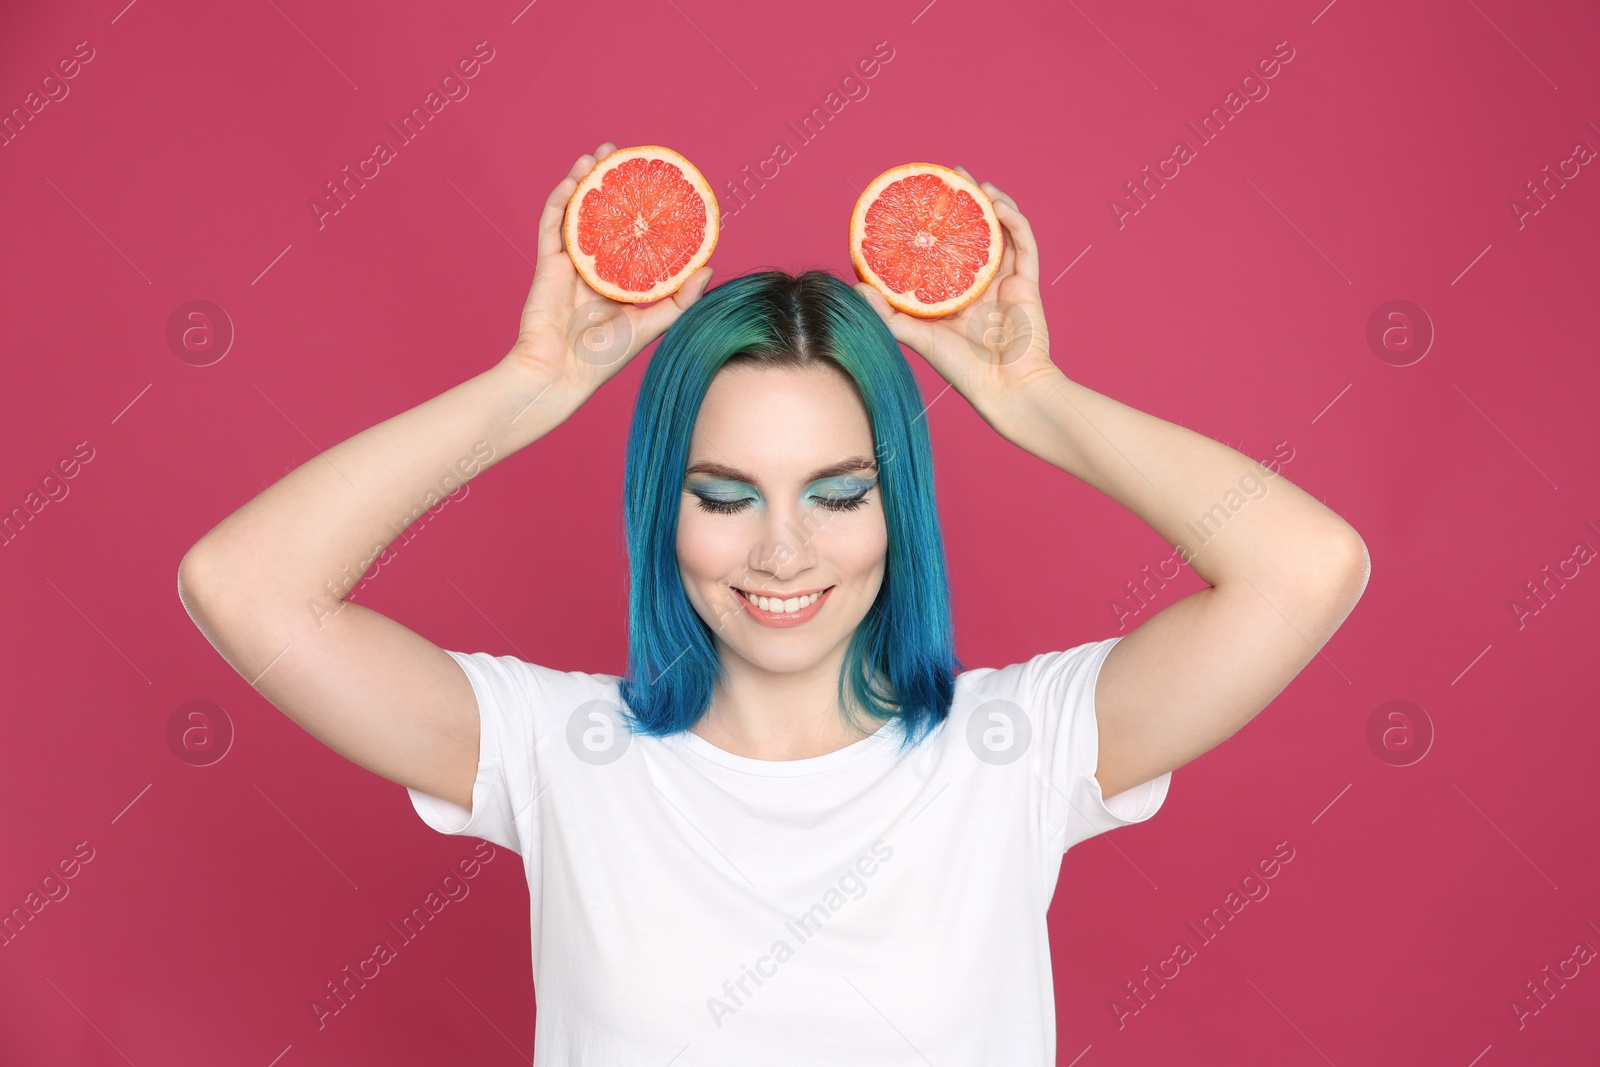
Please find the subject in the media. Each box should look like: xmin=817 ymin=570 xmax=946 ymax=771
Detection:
xmin=849 ymin=163 xmax=1003 ymax=319
xmin=563 ymin=145 xmax=719 ymax=304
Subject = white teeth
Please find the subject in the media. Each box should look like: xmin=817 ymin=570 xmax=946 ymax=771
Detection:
xmin=743 ymin=589 xmax=822 ymax=614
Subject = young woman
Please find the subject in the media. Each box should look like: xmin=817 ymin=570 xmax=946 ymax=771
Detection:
xmin=178 ymin=143 xmax=1368 ymax=1064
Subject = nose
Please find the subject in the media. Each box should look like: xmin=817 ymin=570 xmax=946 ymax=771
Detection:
xmin=746 ymin=499 xmax=820 ymax=582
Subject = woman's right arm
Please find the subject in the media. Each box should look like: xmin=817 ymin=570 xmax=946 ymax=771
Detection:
xmin=176 ymin=143 xmax=713 ymax=811
xmin=177 ymin=363 xmax=568 ymax=811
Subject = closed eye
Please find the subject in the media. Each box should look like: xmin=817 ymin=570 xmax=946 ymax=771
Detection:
xmin=814 ymin=493 xmax=870 ymax=512
xmin=694 ymin=496 xmax=753 ymax=515
xmin=691 ymin=492 xmax=872 ymax=515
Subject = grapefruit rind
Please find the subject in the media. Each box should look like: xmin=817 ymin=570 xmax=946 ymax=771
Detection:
xmin=562 ymin=145 xmax=719 ymax=305
xmin=848 ymin=162 xmax=1003 ymax=320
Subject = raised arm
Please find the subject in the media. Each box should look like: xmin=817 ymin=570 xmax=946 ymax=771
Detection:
xmin=177 ymin=365 xmax=553 ymax=810
xmin=853 ymin=166 xmax=1369 ymax=801
xmin=992 ymin=375 xmax=1368 ymax=799
xmin=177 ymin=143 xmax=713 ymax=810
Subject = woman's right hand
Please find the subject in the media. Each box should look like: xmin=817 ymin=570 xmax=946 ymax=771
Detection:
xmin=497 ymin=142 xmax=715 ymax=413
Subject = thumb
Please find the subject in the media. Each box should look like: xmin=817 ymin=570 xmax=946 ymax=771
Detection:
xmin=853 ymin=282 xmax=893 ymax=321
xmin=634 ymin=266 xmax=713 ymax=340
xmin=675 ymin=266 xmax=714 ymax=308
xmin=854 ymin=282 xmax=919 ymax=349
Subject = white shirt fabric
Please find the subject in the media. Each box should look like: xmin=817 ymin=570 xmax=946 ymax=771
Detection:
xmin=408 ymin=633 xmax=1171 ymax=1065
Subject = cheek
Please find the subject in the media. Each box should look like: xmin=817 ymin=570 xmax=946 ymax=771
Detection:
xmin=675 ymin=506 xmax=745 ymax=583
xmin=820 ymin=511 xmax=889 ymax=575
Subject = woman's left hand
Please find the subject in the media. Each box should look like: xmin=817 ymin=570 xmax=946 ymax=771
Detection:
xmin=853 ymin=167 xmax=1059 ymax=418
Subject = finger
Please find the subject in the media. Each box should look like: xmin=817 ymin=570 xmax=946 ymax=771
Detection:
xmin=952 ymin=165 xmax=989 ymax=205
xmin=992 ymin=199 xmax=1039 ymax=284
xmin=852 ymin=282 xmax=895 ymax=323
xmin=633 ymin=266 xmax=714 ymax=339
xmin=537 ymin=148 xmax=608 ymax=262
xmin=970 ymin=178 xmax=1024 ymax=277
xmin=852 ymin=282 xmax=905 ymax=338
xmin=678 ymin=265 xmax=716 ymax=307
xmin=853 ymin=282 xmax=929 ymax=350
xmin=671 ymin=266 xmax=715 ymax=310
xmin=980 ymin=180 xmax=1017 ymax=210
xmin=996 ymin=221 xmax=1016 ymax=279
xmin=537 ymin=172 xmax=579 ymax=260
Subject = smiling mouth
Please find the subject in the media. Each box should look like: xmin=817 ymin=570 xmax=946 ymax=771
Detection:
xmin=733 ymin=585 xmax=835 ymax=614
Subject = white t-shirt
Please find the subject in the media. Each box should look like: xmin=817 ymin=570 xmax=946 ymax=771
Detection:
xmin=408 ymin=633 xmax=1170 ymax=1065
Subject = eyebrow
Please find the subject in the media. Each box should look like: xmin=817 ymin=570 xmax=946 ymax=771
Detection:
xmin=683 ymin=455 xmax=878 ymax=488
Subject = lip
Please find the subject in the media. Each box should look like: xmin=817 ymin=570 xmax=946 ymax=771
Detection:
xmin=734 ymin=585 xmax=834 ymax=628
xmin=737 ymin=585 xmax=831 ymax=599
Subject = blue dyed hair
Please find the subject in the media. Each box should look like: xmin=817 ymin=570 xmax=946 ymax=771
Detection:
xmin=616 ymin=269 xmax=963 ymax=755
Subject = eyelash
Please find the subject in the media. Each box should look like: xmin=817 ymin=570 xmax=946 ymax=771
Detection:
xmin=694 ymin=494 xmax=870 ymax=515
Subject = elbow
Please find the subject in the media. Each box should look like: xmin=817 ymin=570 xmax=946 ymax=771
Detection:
xmin=1349 ymin=536 xmax=1371 ymax=596
xmin=177 ymin=542 xmax=243 ymax=647
xmin=1332 ymin=533 xmax=1370 ymax=599
xmin=1269 ymin=528 xmax=1369 ymax=615
xmin=1314 ymin=533 xmax=1370 ymax=620
xmin=1304 ymin=516 xmax=1369 ymax=596
xmin=177 ymin=543 xmax=220 ymax=617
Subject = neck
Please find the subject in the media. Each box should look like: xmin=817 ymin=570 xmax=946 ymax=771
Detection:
xmin=692 ymin=644 xmax=878 ymax=760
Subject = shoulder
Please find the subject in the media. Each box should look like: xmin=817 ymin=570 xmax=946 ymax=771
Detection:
xmin=955 ymin=635 xmax=1123 ymax=707
xmin=444 ymin=650 xmax=624 ymax=734
xmin=943 ymin=637 xmax=1123 ymax=769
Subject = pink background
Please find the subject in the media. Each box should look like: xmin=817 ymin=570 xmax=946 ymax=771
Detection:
xmin=3 ymin=0 xmax=1598 ymax=1063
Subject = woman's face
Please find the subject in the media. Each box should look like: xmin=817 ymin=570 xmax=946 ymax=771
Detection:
xmin=677 ymin=362 xmax=888 ymax=675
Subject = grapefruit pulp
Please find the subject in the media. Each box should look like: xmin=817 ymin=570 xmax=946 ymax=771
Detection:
xmin=563 ymin=145 xmax=718 ymax=304
xmin=849 ymin=163 xmax=1003 ymax=319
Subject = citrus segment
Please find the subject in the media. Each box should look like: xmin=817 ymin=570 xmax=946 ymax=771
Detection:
xmin=849 ymin=163 xmax=1002 ymax=319
xmin=563 ymin=145 xmax=718 ymax=304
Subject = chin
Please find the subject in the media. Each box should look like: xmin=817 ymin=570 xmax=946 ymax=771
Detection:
xmin=729 ymin=639 xmax=835 ymax=674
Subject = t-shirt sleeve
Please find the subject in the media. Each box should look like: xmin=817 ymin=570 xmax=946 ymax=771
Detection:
xmin=1011 ymin=635 xmax=1171 ymax=857
xmin=406 ymin=649 xmax=544 ymax=856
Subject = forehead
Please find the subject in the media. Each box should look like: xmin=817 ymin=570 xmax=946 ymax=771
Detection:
xmin=686 ymin=364 xmax=875 ymax=476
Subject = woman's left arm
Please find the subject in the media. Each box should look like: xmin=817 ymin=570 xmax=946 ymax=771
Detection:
xmin=856 ymin=170 xmax=1371 ymax=799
